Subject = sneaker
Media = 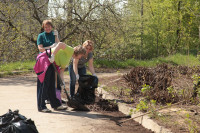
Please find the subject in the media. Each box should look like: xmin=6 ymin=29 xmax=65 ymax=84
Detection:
xmin=45 ymin=100 xmax=50 ymax=104
xmin=39 ymin=108 xmax=52 ymax=113
xmin=61 ymin=99 xmax=67 ymax=104
xmin=54 ymin=105 xmax=67 ymax=110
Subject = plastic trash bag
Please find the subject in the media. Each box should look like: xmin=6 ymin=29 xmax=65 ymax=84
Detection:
xmin=0 ymin=109 xmax=38 ymax=133
xmin=74 ymin=75 xmax=98 ymax=105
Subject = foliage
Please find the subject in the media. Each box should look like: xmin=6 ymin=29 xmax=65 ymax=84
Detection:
xmin=125 ymin=0 xmax=200 ymax=59
xmin=0 ymin=0 xmax=200 ymax=62
xmin=0 ymin=0 xmax=126 ymax=62
xmin=192 ymin=74 xmax=200 ymax=97
xmin=141 ymin=84 xmax=151 ymax=94
xmin=136 ymin=99 xmax=148 ymax=112
xmin=185 ymin=113 xmax=198 ymax=133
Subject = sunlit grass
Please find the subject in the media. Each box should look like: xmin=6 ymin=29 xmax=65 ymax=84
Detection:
xmin=95 ymin=53 xmax=200 ymax=68
xmin=0 ymin=54 xmax=200 ymax=74
xmin=0 ymin=61 xmax=35 ymax=72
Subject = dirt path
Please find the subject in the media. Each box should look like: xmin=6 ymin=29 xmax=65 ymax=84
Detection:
xmin=0 ymin=72 xmax=153 ymax=133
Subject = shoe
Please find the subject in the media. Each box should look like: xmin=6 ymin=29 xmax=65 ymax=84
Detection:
xmin=61 ymin=99 xmax=67 ymax=104
xmin=39 ymin=108 xmax=52 ymax=113
xmin=45 ymin=100 xmax=50 ymax=104
xmin=54 ymin=105 xmax=67 ymax=110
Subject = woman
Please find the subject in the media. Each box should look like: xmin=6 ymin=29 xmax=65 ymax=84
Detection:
xmin=36 ymin=20 xmax=68 ymax=112
xmin=68 ymin=40 xmax=98 ymax=98
xmin=53 ymin=45 xmax=86 ymax=85
xmin=37 ymin=19 xmax=66 ymax=64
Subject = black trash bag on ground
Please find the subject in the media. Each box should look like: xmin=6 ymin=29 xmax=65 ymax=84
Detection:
xmin=68 ymin=75 xmax=98 ymax=110
xmin=75 ymin=75 xmax=98 ymax=105
xmin=0 ymin=109 xmax=38 ymax=133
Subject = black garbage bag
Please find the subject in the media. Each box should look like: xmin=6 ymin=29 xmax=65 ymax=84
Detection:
xmin=0 ymin=109 xmax=38 ymax=133
xmin=67 ymin=75 xmax=98 ymax=111
xmin=74 ymin=75 xmax=98 ymax=105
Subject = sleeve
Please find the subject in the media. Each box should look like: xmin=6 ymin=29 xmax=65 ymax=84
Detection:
xmin=37 ymin=34 xmax=43 ymax=45
xmin=88 ymin=52 xmax=93 ymax=60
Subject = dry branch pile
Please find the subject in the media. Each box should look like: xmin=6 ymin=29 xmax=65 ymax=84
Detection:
xmin=123 ymin=64 xmax=199 ymax=104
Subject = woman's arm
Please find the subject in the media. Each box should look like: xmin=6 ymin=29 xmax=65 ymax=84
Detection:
xmin=38 ymin=44 xmax=45 ymax=53
xmin=55 ymin=35 xmax=60 ymax=43
xmin=60 ymin=68 xmax=65 ymax=83
xmin=54 ymin=30 xmax=60 ymax=43
xmin=88 ymin=58 xmax=95 ymax=75
xmin=73 ymin=58 xmax=79 ymax=76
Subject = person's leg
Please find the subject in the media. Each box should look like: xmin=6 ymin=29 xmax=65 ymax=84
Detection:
xmin=52 ymin=42 xmax=66 ymax=55
xmin=37 ymin=78 xmax=48 ymax=111
xmin=68 ymin=64 xmax=76 ymax=97
xmin=45 ymin=64 xmax=61 ymax=109
xmin=49 ymin=42 xmax=66 ymax=63
xmin=76 ymin=66 xmax=87 ymax=97
xmin=59 ymin=68 xmax=65 ymax=83
xmin=78 ymin=66 xmax=86 ymax=76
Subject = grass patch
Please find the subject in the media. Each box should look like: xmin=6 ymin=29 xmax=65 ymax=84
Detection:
xmin=0 ymin=53 xmax=200 ymax=73
xmin=95 ymin=53 xmax=200 ymax=68
xmin=0 ymin=60 xmax=35 ymax=72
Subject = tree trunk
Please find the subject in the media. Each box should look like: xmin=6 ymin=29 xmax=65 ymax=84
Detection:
xmin=140 ymin=0 xmax=144 ymax=60
xmin=198 ymin=25 xmax=200 ymax=55
xmin=156 ymin=29 xmax=159 ymax=57
xmin=67 ymin=0 xmax=73 ymax=27
xmin=175 ymin=1 xmax=181 ymax=53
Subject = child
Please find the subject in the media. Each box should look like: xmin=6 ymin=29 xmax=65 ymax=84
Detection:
xmin=34 ymin=43 xmax=86 ymax=112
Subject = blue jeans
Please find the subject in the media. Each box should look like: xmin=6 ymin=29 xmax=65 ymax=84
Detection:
xmin=68 ymin=64 xmax=86 ymax=97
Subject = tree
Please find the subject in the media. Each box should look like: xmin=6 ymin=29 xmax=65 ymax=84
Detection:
xmin=0 ymin=0 xmax=126 ymax=62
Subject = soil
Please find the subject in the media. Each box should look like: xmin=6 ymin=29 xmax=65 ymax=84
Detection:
xmin=59 ymin=68 xmax=154 ymax=133
xmin=96 ymin=66 xmax=200 ymax=133
xmin=2 ymin=72 xmax=154 ymax=133
xmin=94 ymin=111 xmax=154 ymax=133
xmin=62 ymin=88 xmax=154 ymax=133
xmin=12 ymin=66 xmax=200 ymax=132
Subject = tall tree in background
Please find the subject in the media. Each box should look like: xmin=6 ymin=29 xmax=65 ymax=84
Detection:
xmin=0 ymin=0 xmax=48 ymax=62
xmin=0 ymin=0 xmax=200 ymax=62
xmin=125 ymin=0 xmax=200 ymax=59
xmin=0 ymin=0 xmax=125 ymax=62
xmin=140 ymin=0 xmax=144 ymax=59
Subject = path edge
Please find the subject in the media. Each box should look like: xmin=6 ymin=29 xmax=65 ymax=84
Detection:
xmin=97 ymin=86 xmax=172 ymax=133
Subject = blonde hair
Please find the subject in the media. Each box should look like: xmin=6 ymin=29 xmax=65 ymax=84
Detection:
xmin=42 ymin=20 xmax=54 ymax=29
xmin=73 ymin=45 xmax=86 ymax=56
xmin=82 ymin=40 xmax=94 ymax=51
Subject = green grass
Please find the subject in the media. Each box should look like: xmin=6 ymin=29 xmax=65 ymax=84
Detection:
xmin=95 ymin=53 xmax=200 ymax=68
xmin=0 ymin=60 xmax=35 ymax=72
xmin=0 ymin=54 xmax=200 ymax=74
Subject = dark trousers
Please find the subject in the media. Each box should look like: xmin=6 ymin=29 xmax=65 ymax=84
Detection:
xmin=37 ymin=64 xmax=61 ymax=111
xmin=68 ymin=64 xmax=86 ymax=97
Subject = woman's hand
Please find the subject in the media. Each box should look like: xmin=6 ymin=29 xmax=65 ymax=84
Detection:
xmin=54 ymin=30 xmax=58 ymax=36
xmin=76 ymin=74 xmax=79 ymax=80
xmin=38 ymin=44 xmax=45 ymax=52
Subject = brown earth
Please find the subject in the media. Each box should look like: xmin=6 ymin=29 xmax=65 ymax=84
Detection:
xmin=58 ymin=68 xmax=155 ymax=133
xmin=1 ymin=71 xmax=154 ymax=133
xmin=97 ymin=66 xmax=200 ymax=133
xmin=6 ymin=66 xmax=200 ymax=133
